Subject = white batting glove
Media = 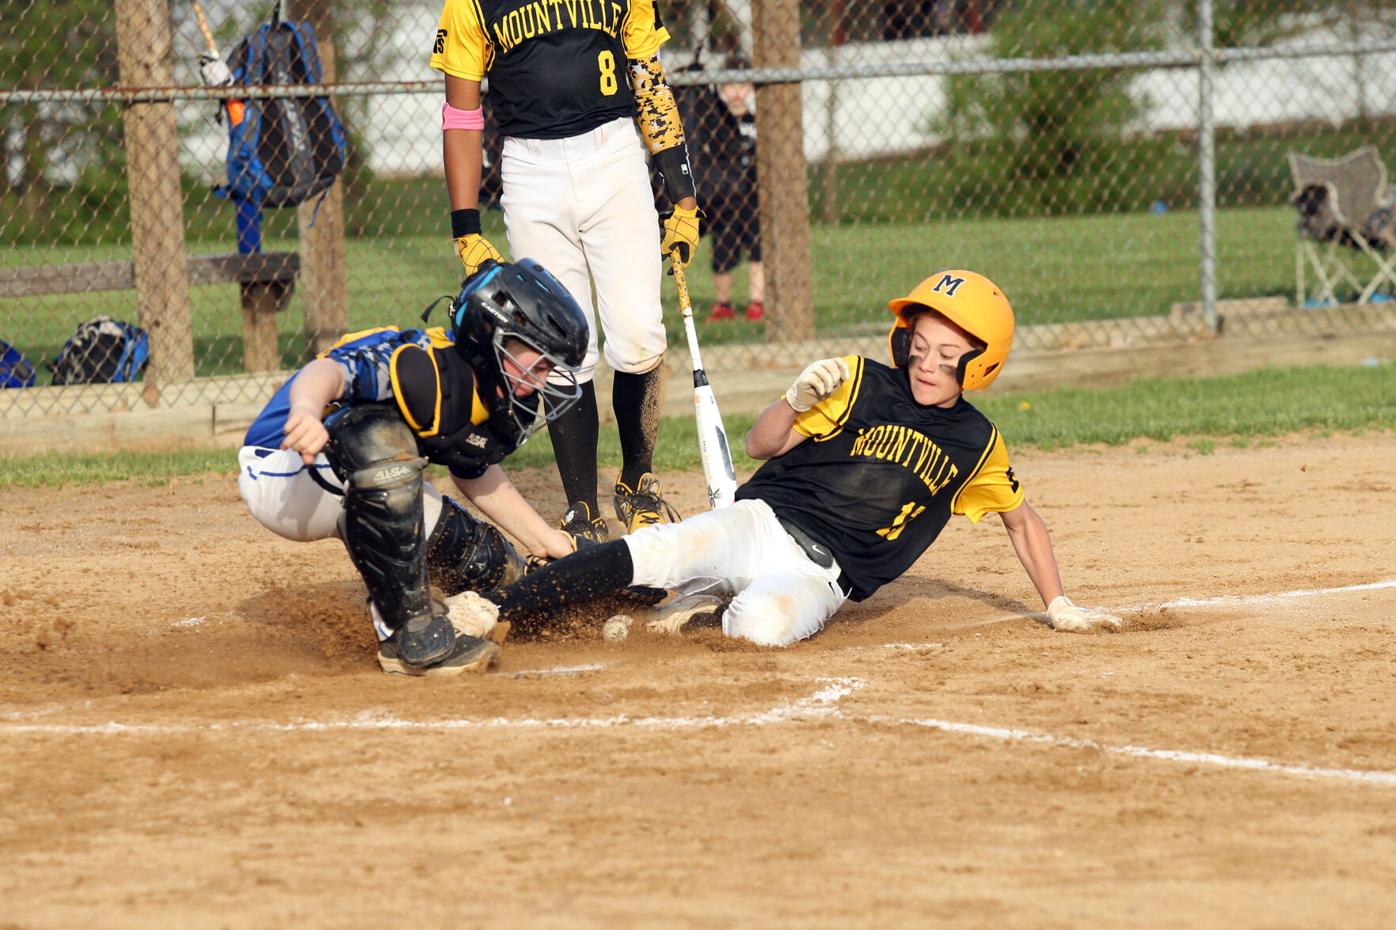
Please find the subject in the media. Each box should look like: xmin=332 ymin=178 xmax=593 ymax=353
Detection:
xmin=1046 ymin=595 xmax=1123 ymax=633
xmin=785 ymin=357 xmax=851 ymax=412
xmin=199 ymin=54 xmax=233 ymax=88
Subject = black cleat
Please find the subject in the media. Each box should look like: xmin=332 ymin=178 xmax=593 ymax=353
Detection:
xmin=377 ymin=611 xmax=501 ymax=676
xmin=560 ymin=501 xmax=608 ymax=546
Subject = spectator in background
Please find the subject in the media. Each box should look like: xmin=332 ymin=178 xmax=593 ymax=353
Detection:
xmin=700 ymin=54 xmax=764 ymax=323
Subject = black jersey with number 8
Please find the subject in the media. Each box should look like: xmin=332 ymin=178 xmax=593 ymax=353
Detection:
xmin=431 ymin=0 xmax=670 ymax=140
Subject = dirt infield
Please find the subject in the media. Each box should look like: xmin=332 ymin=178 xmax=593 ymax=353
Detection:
xmin=2 ymin=434 xmax=1394 ymax=929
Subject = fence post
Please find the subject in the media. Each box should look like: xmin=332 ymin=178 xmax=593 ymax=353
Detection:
xmin=288 ymin=0 xmax=349 ymax=357
xmin=753 ymin=0 xmax=814 ymax=343
xmin=820 ymin=0 xmax=845 ymax=225
xmin=1198 ymin=0 xmax=1218 ymax=333
xmin=114 ymin=0 xmax=195 ymax=392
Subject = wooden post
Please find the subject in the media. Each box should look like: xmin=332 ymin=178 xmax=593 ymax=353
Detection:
xmin=241 ymin=280 xmax=293 ymax=372
xmin=288 ymin=0 xmax=349 ymax=358
xmin=753 ymin=0 xmax=814 ymax=342
xmin=114 ymin=0 xmax=195 ymax=392
xmin=820 ymin=0 xmax=844 ymax=225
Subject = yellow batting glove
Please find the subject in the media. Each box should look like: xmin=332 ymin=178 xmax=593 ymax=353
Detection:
xmin=660 ymin=204 xmax=703 ymax=272
xmin=454 ymin=233 xmax=503 ymax=278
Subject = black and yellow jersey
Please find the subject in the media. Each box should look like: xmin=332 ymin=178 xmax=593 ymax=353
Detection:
xmin=736 ymin=355 xmax=1024 ymax=602
xmin=430 ymin=0 xmax=671 ymax=139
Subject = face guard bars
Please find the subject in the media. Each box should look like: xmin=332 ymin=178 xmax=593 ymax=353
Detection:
xmin=492 ymin=334 xmax=582 ymax=446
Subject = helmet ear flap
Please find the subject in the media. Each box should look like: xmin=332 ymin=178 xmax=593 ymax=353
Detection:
xmin=889 ymin=326 xmax=912 ymax=367
xmin=954 ymin=346 xmax=985 ymax=387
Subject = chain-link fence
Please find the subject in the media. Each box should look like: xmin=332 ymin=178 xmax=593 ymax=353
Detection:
xmin=4 ymin=0 xmax=1396 ymax=419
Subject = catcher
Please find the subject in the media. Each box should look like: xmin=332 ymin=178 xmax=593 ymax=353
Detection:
xmin=238 ymin=260 xmax=585 ymax=675
xmin=488 ymin=269 xmax=1124 ymax=645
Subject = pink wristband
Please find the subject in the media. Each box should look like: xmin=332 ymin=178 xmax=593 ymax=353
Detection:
xmin=442 ymin=102 xmax=485 ymax=131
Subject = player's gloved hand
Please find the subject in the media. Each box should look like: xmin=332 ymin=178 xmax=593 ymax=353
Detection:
xmin=1046 ymin=595 xmax=1123 ymax=633
xmin=660 ymin=203 xmax=704 ymax=273
xmin=198 ymin=53 xmax=233 ymax=87
xmin=455 ymin=233 xmax=503 ymax=279
xmin=785 ymin=357 xmax=852 ymax=412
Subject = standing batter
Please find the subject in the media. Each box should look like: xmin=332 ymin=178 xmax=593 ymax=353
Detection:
xmin=490 ymin=270 xmax=1125 ymax=645
xmin=430 ymin=0 xmax=700 ymax=546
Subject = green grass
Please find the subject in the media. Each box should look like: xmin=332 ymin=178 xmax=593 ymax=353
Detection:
xmin=0 ymin=447 xmax=237 ymax=489
xmin=972 ymin=361 xmax=1396 ymax=449
xmin=3 ymin=361 xmax=1392 ymax=489
xmin=4 ymin=202 xmax=1333 ymax=378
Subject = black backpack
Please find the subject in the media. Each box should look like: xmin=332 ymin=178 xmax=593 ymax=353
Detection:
xmin=49 ymin=317 xmax=151 ymax=386
xmin=217 ymin=6 xmax=347 ymax=208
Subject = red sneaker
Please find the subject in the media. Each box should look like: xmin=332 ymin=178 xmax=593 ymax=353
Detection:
xmin=709 ymin=302 xmax=736 ymax=321
xmin=744 ymin=300 xmax=765 ymax=322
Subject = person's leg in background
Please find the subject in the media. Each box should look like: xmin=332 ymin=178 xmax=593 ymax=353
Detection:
xmin=578 ymin=120 xmax=676 ymax=533
xmin=499 ymin=135 xmax=607 ymax=543
xmin=707 ymin=193 xmax=737 ymax=320
xmin=740 ymin=187 xmax=765 ymax=322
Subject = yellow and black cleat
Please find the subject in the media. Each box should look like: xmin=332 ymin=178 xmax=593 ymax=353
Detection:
xmin=613 ymin=473 xmax=680 ymax=534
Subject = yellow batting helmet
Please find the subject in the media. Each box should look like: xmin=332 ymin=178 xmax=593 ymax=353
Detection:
xmin=886 ymin=269 xmax=1015 ymax=390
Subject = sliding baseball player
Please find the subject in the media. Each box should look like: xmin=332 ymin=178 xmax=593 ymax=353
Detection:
xmin=481 ymin=269 xmax=1125 ymax=645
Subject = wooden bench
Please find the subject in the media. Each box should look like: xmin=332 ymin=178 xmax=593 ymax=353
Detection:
xmin=0 ymin=251 xmax=300 ymax=374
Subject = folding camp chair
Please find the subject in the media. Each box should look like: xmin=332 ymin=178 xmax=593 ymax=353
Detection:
xmin=1288 ymin=146 xmax=1396 ymax=306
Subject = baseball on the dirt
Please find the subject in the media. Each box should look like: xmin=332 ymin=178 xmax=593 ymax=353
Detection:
xmin=602 ymin=614 xmax=633 ymax=642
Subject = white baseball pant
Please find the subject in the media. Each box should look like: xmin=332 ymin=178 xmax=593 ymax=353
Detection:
xmin=623 ymin=498 xmax=849 ymax=647
xmin=237 ymin=446 xmax=448 ymax=543
xmin=499 ymin=116 xmax=666 ymax=383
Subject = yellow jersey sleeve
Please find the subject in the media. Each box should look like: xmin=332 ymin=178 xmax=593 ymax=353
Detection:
xmin=792 ymin=355 xmax=864 ymax=441
xmin=622 ymin=0 xmax=671 ymax=60
xmin=429 ymin=0 xmax=491 ymax=81
xmin=952 ymin=429 xmax=1025 ymax=524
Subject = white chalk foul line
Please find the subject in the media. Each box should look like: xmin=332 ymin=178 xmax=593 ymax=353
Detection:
xmin=0 ymin=677 xmax=864 ymax=737
xmin=1133 ymin=577 xmax=1396 ymax=613
xmin=939 ymin=576 xmax=1396 ymax=632
xmin=495 ymin=662 xmax=610 ymax=679
xmin=879 ymin=715 xmax=1396 ymax=787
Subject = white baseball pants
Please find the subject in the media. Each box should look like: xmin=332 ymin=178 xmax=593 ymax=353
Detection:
xmin=499 ymin=116 xmax=666 ymax=383
xmin=237 ymin=446 xmax=447 ymax=543
xmin=623 ymin=498 xmax=849 ymax=647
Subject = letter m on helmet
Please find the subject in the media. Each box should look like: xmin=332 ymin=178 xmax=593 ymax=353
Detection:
xmin=933 ymin=273 xmax=966 ymax=297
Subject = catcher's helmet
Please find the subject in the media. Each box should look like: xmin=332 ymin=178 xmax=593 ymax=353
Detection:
xmin=886 ymin=270 xmax=1015 ymax=391
xmin=450 ymin=259 xmax=588 ymax=444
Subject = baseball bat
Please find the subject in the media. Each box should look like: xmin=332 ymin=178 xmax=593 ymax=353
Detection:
xmin=671 ymin=254 xmax=738 ymax=509
xmin=191 ymin=1 xmax=245 ymax=125
xmin=191 ymin=0 xmax=219 ymax=55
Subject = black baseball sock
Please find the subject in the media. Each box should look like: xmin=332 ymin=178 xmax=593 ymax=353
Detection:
xmin=492 ymin=541 xmax=635 ymax=636
xmin=547 ymin=379 xmax=600 ymax=511
xmin=613 ymin=367 xmax=664 ymax=489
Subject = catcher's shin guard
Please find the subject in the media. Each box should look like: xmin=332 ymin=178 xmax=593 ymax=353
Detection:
xmin=426 ymin=496 xmax=527 ymax=595
xmin=325 ymin=404 xmax=442 ymax=658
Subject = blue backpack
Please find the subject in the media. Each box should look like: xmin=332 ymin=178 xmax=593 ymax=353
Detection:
xmin=50 ymin=317 xmax=150 ymax=386
xmin=0 ymin=339 xmax=36 ymax=389
xmin=217 ymin=12 xmax=347 ymax=208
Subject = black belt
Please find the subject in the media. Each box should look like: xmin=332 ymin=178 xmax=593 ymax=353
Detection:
xmin=778 ymin=517 xmax=835 ymax=570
